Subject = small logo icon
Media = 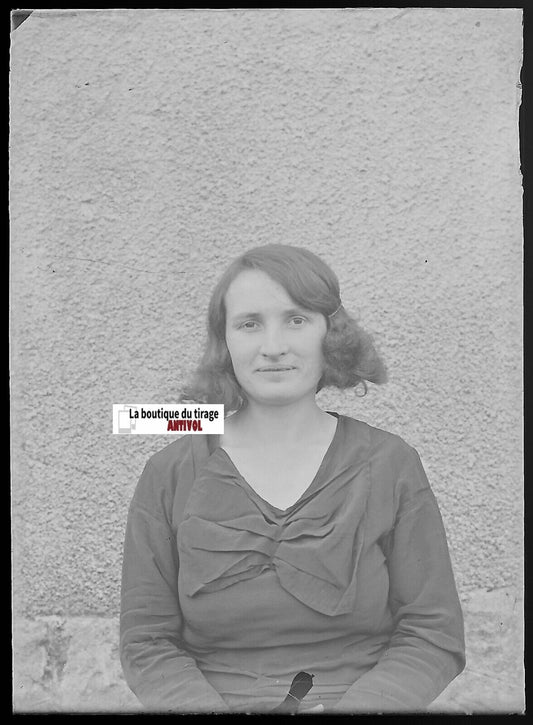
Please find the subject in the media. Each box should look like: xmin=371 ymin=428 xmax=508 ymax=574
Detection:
xmin=116 ymin=405 xmax=138 ymax=434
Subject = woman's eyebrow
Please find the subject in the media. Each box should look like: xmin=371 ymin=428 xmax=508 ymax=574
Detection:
xmin=285 ymin=307 xmax=308 ymax=315
xmin=229 ymin=311 xmax=262 ymax=322
xmin=230 ymin=307 xmax=309 ymax=322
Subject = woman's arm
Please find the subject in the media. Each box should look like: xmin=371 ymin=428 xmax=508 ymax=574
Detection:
xmin=120 ymin=459 xmax=229 ymax=713
xmin=333 ymin=445 xmax=466 ymax=713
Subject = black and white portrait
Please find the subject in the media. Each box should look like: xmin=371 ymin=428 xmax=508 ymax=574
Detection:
xmin=10 ymin=8 xmax=523 ymax=714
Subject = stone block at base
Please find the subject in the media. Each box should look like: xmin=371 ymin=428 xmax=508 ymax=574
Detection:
xmin=13 ymin=587 xmax=524 ymax=713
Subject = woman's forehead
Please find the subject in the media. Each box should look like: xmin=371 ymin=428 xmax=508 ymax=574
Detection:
xmin=225 ymin=269 xmax=298 ymax=315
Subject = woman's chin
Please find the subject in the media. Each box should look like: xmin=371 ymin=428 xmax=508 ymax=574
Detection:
xmin=246 ymin=390 xmax=317 ymax=408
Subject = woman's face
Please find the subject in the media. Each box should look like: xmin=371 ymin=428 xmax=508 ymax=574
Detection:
xmin=224 ymin=269 xmax=327 ymax=408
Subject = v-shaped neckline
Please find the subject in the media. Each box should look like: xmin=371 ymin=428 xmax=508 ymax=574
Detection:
xmin=214 ymin=413 xmax=342 ymax=515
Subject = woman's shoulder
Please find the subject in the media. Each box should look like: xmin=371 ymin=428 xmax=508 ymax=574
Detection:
xmin=131 ymin=435 xmax=213 ymax=518
xmin=337 ymin=415 xmax=431 ymax=502
xmin=146 ymin=433 xmax=204 ymax=469
xmin=334 ymin=416 xmax=430 ymax=510
xmin=337 ymin=413 xmax=417 ymax=458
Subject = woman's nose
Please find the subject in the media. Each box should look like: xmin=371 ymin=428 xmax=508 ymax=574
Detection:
xmin=259 ymin=325 xmax=289 ymax=357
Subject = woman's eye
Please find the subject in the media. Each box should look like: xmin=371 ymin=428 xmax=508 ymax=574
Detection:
xmin=240 ymin=320 xmax=259 ymax=330
xmin=289 ymin=316 xmax=306 ymax=327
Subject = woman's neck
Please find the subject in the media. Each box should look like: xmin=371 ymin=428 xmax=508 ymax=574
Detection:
xmin=226 ymin=399 xmax=333 ymax=448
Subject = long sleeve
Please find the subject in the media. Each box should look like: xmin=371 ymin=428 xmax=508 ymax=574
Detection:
xmin=120 ymin=459 xmax=230 ymax=713
xmin=333 ymin=445 xmax=466 ymax=713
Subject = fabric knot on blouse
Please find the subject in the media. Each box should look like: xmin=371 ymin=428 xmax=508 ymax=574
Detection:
xmin=177 ymin=421 xmax=373 ymax=617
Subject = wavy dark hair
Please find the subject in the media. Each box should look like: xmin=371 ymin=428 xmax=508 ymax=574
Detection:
xmin=181 ymin=244 xmax=387 ymax=411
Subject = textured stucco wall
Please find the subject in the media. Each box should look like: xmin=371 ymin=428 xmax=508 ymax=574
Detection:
xmin=11 ymin=7 xmax=522 ymax=712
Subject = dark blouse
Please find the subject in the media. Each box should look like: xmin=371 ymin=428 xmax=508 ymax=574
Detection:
xmin=120 ymin=414 xmax=465 ymax=712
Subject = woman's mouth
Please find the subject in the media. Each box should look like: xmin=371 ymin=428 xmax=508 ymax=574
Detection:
xmin=256 ymin=366 xmax=296 ymax=372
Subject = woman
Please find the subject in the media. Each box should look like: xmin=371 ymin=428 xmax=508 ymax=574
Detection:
xmin=120 ymin=245 xmax=465 ymax=713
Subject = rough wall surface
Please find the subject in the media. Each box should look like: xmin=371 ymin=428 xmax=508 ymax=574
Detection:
xmin=11 ymin=8 xmax=522 ymax=712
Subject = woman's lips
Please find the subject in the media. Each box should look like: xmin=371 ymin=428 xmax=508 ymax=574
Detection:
xmin=256 ymin=366 xmax=296 ymax=372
